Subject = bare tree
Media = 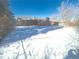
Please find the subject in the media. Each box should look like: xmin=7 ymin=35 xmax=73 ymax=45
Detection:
xmin=59 ymin=0 xmax=76 ymax=26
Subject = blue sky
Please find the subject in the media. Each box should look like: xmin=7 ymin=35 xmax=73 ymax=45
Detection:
xmin=9 ymin=0 xmax=77 ymax=18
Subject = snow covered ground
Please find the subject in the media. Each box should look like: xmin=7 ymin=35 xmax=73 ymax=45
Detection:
xmin=1 ymin=26 xmax=62 ymax=44
xmin=0 ymin=26 xmax=79 ymax=59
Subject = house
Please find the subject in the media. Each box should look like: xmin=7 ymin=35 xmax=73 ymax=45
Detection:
xmin=16 ymin=17 xmax=51 ymax=26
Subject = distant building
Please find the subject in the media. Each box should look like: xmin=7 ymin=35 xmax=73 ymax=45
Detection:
xmin=16 ymin=16 xmax=32 ymax=20
xmin=50 ymin=17 xmax=59 ymax=26
xmin=37 ymin=18 xmax=51 ymax=26
xmin=16 ymin=16 xmax=51 ymax=26
xmin=16 ymin=20 xmax=38 ymax=26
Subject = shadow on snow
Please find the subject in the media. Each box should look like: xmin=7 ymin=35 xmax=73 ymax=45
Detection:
xmin=64 ymin=49 xmax=79 ymax=59
xmin=1 ymin=26 xmax=63 ymax=45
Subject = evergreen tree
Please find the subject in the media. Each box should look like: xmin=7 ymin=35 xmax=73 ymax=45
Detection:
xmin=0 ymin=0 xmax=15 ymax=42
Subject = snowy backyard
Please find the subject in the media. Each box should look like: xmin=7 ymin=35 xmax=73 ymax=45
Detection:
xmin=1 ymin=0 xmax=79 ymax=59
xmin=0 ymin=26 xmax=79 ymax=59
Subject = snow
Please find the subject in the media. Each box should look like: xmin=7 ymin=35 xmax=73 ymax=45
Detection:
xmin=16 ymin=26 xmax=33 ymax=28
xmin=2 ymin=26 xmax=62 ymax=44
xmin=0 ymin=26 xmax=79 ymax=59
